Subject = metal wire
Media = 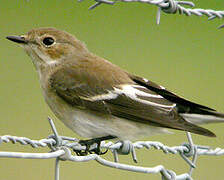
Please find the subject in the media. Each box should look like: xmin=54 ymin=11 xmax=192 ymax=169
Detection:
xmin=4 ymin=1 xmax=223 ymax=179
xmin=0 ymin=118 xmax=224 ymax=180
xmin=81 ymin=0 xmax=224 ymax=25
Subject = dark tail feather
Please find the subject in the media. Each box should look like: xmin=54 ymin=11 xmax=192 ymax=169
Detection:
xmin=177 ymin=119 xmax=216 ymax=137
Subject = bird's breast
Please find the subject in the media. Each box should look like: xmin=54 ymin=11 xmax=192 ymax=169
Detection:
xmin=39 ymin=80 xmax=110 ymax=137
xmin=39 ymin=74 xmax=169 ymax=139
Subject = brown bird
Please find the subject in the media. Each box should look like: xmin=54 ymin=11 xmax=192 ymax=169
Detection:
xmin=6 ymin=27 xmax=224 ymax=154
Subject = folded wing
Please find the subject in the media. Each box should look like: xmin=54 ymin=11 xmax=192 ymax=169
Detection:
xmin=49 ymin=67 xmax=216 ymax=137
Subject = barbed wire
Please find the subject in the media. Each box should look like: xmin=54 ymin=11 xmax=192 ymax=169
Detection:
xmin=1 ymin=118 xmax=224 ymax=180
xmin=2 ymin=1 xmax=223 ymax=180
xmin=80 ymin=0 xmax=224 ymax=26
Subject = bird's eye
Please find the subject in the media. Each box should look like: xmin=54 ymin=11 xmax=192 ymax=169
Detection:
xmin=42 ymin=37 xmax=55 ymax=46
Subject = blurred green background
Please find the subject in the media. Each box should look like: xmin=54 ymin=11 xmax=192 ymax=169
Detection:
xmin=1 ymin=0 xmax=224 ymax=179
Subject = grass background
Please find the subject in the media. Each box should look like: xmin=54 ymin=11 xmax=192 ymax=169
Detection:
xmin=1 ymin=0 xmax=224 ymax=179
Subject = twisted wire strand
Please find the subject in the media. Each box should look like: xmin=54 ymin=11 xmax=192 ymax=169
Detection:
xmin=1 ymin=135 xmax=224 ymax=156
xmin=0 ymin=135 xmax=192 ymax=180
xmin=84 ymin=0 xmax=224 ymax=25
xmin=1 ymin=119 xmax=224 ymax=180
xmin=0 ymin=134 xmax=224 ymax=180
xmin=4 ymin=1 xmax=224 ymax=179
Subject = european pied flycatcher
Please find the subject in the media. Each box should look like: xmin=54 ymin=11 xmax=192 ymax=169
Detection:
xmin=6 ymin=28 xmax=224 ymax=154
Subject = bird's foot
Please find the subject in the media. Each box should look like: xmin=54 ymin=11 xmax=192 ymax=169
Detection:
xmin=74 ymin=135 xmax=116 ymax=156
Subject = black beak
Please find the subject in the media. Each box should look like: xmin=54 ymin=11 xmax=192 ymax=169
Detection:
xmin=6 ymin=36 xmax=27 ymax=44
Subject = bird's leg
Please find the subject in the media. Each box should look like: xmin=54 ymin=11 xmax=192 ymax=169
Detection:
xmin=75 ymin=135 xmax=116 ymax=156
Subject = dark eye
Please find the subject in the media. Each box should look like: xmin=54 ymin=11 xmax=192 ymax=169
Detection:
xmin=43 ymin=37 xmax=54 ymax=46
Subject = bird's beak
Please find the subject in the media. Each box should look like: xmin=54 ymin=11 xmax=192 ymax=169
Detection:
xmin=6 ymin=36 xmax=28 ymax=44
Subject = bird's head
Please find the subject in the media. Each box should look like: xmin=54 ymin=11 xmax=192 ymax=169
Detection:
xmin=7 ymin=27 xmax=89 ymax=70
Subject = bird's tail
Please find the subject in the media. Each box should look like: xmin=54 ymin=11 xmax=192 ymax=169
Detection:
xmin=180 ymin=111 xmax=224 ymax=125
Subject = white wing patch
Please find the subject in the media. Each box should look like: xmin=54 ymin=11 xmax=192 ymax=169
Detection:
xmin=142 ymin=77 xmax=166 ymax=90
xmin=160 ymin=85 xmax=166 ymax=89
xmin=115 ymin=85 xmax=176 ymax=108
xmin=79 ymin=84 xmax=175 ymax=109
xmin=143 ymin=78 xmax=149 ymax=82
xmin=80 ymin=91 xmax=118 ymax=101
xmin=131 ymin=85 xmax=163 ymax=98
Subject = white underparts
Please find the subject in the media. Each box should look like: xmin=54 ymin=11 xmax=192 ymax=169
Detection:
xmin=70 ymin=108 xmax=170 ymax=139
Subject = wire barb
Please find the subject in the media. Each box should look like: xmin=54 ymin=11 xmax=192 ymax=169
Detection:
xmin=80 ymin=0 xmax=224 ymax=26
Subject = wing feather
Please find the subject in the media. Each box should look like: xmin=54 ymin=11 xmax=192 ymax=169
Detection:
xmin=49 ymin=67 xmax=216 ymax=137
xmin=129 ymin=74 xmax=216 ymax=113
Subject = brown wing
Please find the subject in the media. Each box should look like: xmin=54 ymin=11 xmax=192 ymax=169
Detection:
xmin=49 ymin=66 xmax=216 ymax=137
